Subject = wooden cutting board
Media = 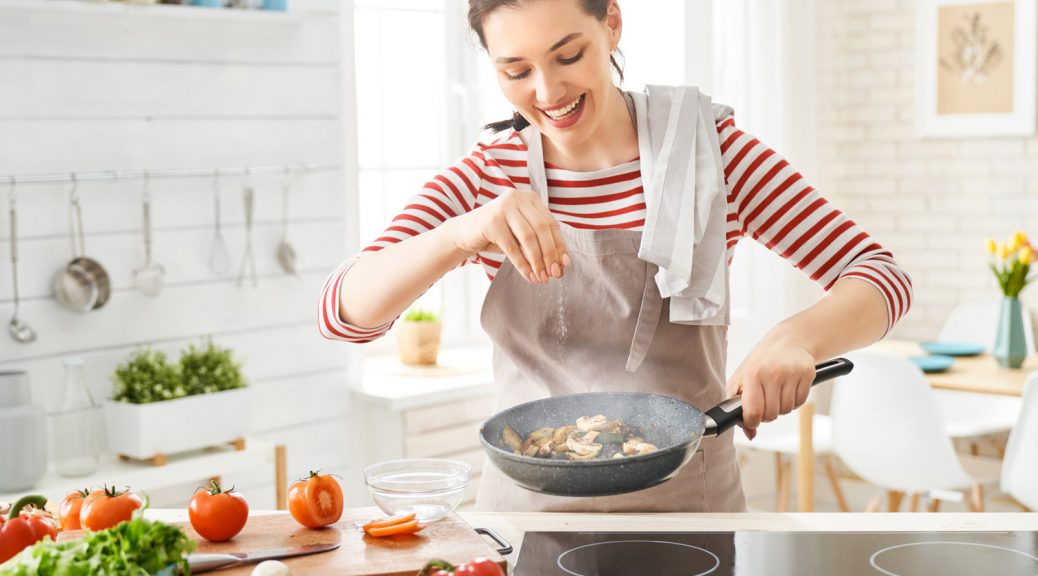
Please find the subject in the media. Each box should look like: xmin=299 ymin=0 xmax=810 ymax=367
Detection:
xmin=61 ymin=508 xmax=508 ymax=576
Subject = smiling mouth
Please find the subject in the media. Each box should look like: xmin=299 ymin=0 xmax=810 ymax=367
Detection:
xmin=539 ymin=94 xmax=585 ymax=120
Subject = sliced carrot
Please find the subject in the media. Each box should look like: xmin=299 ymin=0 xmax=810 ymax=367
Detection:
xmin=362 ymin=512 xmax=416 ymax=532
xmin=364 ymin=519 xmax=424 ymax=537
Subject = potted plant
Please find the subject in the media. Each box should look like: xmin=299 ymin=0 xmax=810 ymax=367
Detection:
xmin=986 ymin=231 xmax=1035 ymax=368
xmin=396 ymin=308 xmax=442 ymax=366
xmin=104 ymin=338 xmax=251 ymax=464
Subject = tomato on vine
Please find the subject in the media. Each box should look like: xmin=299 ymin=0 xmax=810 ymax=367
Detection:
xmin=79 ymin=485 xmax=143 ymax=531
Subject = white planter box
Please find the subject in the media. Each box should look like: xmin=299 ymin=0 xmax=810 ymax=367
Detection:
xmin=104 ymin=388 xmax=252 ymax=460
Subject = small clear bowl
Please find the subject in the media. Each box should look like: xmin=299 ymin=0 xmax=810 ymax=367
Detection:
xmin=363 ymin=458 xmax=471 ymax=523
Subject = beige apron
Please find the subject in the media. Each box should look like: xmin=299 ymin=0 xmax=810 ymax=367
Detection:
xmin=473 ymin=94 xmax=746 ymax=513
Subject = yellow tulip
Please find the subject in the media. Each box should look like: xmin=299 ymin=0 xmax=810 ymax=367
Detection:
xmin=997 ymin=244 xmax=1010 ymax=260
xmin=985 ymin=237 xmax=998 ymax=255
xmin=1007 ymin=233 xmax=1022 ymax=252
xmin=1021 ymin=246 xmax=1034 ymax=265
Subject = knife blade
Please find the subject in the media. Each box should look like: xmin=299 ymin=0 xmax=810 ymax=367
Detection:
xmin=188 ymin=542 xmax=341 ymax=573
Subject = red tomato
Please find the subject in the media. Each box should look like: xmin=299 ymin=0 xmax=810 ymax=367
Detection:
xmin=418 ymin=558 xmax=504 ymax=576
xmin=287 ymin=471 xmax=343 ymax=529
xmin=188 ymin=480 xmax=249 ymax=542
xmin=58 ymin=489 xmax=93 ymax=531
xmin=79 ymin=486 xmax=143 ymax=531
xmin=454 ymin=559 xmax=505 ymax=576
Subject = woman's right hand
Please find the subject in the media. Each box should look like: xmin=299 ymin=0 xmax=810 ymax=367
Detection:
xmin=446 ymin=188 xmax=570 ymax=284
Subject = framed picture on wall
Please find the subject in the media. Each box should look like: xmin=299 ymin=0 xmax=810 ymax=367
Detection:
xmin=916 ymin=0 xmax=1037 ymax=137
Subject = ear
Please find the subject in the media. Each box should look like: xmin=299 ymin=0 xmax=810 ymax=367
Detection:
xmin=606 ymin=0 xmax=622 ymax=51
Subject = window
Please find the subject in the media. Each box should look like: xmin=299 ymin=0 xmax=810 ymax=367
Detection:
xmin=353 ymin=0 xmax=490 ymax=350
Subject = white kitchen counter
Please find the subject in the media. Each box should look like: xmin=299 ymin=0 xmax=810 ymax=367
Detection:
xmin=145 ymin=509 xmax=1038 ymax=566
xmin=355 ymin=345 xmax=495 ymax=412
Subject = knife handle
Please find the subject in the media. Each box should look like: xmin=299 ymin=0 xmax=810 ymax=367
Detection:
xmin=187 ymin=554 xmax=241 ymax=574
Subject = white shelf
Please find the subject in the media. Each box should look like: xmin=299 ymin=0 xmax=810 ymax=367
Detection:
xmin=1 ymin=0 xmax=315 ymax=22
xmin=0 ymin=438 xmax=277 ymax=504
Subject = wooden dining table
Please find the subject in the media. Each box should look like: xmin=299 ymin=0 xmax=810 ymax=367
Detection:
xmin=792 ymin=338 xmax=1036 ymax=512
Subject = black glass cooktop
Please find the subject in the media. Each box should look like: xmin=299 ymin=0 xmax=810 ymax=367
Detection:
xmin=513 ymin=531 xmax=1038 ymax=575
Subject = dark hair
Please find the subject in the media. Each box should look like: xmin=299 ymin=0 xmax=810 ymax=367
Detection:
xmin=468 ymin=0 xmax=625 ymax=132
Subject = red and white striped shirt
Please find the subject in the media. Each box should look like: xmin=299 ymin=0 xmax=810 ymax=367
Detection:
xmin=320 ymin=116 xmax=913 ymax=343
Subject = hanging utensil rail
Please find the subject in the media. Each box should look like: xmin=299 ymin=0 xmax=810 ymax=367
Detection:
xmin=1 ymin=164 xmax=337 ymax=185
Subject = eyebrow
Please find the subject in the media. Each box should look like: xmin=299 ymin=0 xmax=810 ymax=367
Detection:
xmin=494 ymin=32 xmax=583 ymax=64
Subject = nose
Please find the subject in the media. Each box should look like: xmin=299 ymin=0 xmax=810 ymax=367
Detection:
xmin=534 ymin=70 xmax=566 ymax=107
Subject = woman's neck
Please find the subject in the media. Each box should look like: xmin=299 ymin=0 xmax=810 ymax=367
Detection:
xmin=541 ymin=88 xmax=638 ymax=172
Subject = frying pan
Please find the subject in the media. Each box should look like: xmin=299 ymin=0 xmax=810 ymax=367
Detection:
xmin=479 ymin=357 xmax=853 ymax=497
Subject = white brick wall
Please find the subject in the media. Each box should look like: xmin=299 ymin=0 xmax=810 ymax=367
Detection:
xmin=817 ymin=0 xmax=1038 ymax=340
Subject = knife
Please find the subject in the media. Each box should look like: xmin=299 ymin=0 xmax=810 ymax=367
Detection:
xmin=188 ymin=542 xmax=341 ymax=573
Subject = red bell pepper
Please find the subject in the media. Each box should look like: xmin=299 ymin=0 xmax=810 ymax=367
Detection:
xmin=0 ymin=495 xmax=58 ymax=564
xmin=418 ymin=558 xmax=505 ymax=576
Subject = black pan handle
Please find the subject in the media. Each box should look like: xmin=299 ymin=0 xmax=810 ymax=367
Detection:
xmin=703 ymin=357 xmax=853 ymax=437
xmin=475 ymin=527 xmax=513 ymax=555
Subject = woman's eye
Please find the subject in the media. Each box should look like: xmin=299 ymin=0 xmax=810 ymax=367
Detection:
xmin=559 ymin=48 xmax=585 ymax=65
xmin=506 ymin=69 xmax=530 ymax=81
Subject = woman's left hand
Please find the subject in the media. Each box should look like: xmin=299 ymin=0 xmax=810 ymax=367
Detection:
xmin=725 ymin=338 xmax=817 ymax=440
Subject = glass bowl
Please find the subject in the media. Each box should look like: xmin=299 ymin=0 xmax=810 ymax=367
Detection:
xmin=363 ymin=458 xmax=471 ymax=523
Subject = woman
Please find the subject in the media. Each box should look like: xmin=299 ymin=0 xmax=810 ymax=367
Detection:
xmin=320 ymin=0 xmax=912 ymax=512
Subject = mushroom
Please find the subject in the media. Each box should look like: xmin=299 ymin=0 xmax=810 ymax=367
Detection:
xmin=622 ymin=437 xmax=658 ymax=456
xmin=576 ymin=415 xmax=611 ymax=432
xmin=566 ymin=430 xmax=603 ymax=459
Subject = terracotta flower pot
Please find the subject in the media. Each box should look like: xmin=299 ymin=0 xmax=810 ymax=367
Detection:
xmin=397 ymin=320 xmax=442 ymax=366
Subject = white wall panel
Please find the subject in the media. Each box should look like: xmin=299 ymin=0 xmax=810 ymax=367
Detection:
xmin=0 ymin=0 xmax=356 ymax=502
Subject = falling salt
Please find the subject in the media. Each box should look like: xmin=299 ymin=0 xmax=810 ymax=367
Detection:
xmin=552 ymin=280 xmax=569 ymax=363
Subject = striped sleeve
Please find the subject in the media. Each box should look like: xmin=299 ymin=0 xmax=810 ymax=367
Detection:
xmin=717 ymin=116 xmax=913 ymax=334
xmin=317 ymin=149 xmax=486 ymax=343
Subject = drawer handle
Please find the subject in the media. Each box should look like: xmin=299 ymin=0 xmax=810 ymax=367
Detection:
xmin=475 ymin=527 xmax=513 ymax=555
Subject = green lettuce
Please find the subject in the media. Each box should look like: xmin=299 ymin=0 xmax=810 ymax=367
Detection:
xmin=0 ymin=514 xmax=194 ymax=576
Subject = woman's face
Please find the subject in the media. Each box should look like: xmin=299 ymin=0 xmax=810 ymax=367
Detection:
xmin=483 ymin=0 xmax=621 ymax=148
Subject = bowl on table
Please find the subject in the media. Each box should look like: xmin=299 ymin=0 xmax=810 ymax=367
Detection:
xmin=918 ymin=341 xmax=986 ymax=357
xmin=363 ymin=458 xmax=471 ymax=523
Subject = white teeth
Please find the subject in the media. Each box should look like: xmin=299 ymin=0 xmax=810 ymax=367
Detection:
xmin=542 ymin=95 xmax=583 ymax=119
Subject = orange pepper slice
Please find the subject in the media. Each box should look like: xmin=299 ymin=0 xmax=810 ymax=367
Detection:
xmin=362 ymin=512 xmax=416 ymax=532
xmin=364 ymin=518 xmax=424 ymax=537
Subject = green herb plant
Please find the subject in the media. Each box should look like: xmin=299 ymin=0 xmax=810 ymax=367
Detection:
xmin=111 ymin=350 xmax=183 ymax=404
xmin=403 ymin=308 xmax=440 ymax=323
xmin=111 ymin=337 xmax=246 ymax=405
xmin=179 ymin=337 xmax=246 ymax=396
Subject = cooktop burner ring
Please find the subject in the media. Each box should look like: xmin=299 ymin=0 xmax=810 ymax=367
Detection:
xmin=556 ymin=539 xmax=720 ymax=576
xmin=869 ymin=541 xmax=1038 ymax=576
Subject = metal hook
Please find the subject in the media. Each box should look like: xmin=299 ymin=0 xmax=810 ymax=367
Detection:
xmin=7 ymin=176 xmax=15 ymax=208
xmin=143 ymin=170 xmax=152 ymax=202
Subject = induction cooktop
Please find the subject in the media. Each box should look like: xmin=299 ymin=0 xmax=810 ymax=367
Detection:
xmin=513 ymin=531 xmax=1038 ymax=575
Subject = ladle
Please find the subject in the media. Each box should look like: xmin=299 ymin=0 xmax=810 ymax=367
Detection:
xmin=7 ymin=178 xmax=36 ymax=343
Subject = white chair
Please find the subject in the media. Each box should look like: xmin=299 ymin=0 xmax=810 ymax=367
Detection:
xmin=933 ymin=300 xmax=1030 ymax=450
xmin=728 ymin=310 xmax=849 ymax=512
xmin=831 ymin=351 xmax=1001 ymax=512
xmin=1000 ymin=372 xmax=1038 ymax=511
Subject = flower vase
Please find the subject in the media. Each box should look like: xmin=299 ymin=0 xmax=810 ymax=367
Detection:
xmin=994 ymin=296 xmax=1028 ymax=369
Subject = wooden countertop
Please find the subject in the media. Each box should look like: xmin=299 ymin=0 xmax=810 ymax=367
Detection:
xmin=148 ymin=509 xmax=1038 ymax=567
